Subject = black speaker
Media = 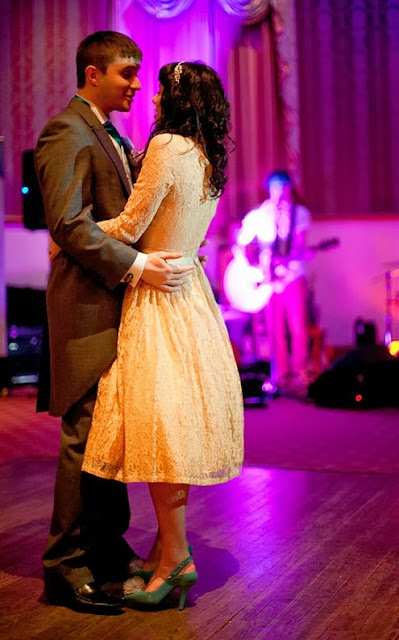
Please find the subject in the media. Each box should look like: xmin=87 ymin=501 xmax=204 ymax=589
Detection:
xmin=354 ymin=318 xmax=376 ymax=346
xmin=5 ymin=288 xmax=47 ymax=387
xmin=22 ymin=150 xmax=46 ymax=230
xmin=7 ymin=325 xmax=42 ymax=385
xmin=239 ymin=360 xmax=271 ymax=406
xmin=308 ymin=345 xmax=399 ymax=408
xmin=7 ymin=287 xmax=46 ymax=327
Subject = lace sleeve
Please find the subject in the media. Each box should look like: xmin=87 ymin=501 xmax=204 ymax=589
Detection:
xmin=98 ymin=134 xmax=174 ymax=244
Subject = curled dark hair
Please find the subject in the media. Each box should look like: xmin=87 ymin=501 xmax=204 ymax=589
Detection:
xmin=150 ymin=62 xmax=232 ymax=198
xmin=76 ymin=31 xmax=142 ymax=88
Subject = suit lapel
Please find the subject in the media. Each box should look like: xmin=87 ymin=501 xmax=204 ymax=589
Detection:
xmin=92 ymin=126 xmax=132 ymax=196
xmin=68 ymin=97 xmax=132 ymax=197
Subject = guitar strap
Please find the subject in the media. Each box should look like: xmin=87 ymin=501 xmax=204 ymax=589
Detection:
xmin=288 ymin=203 xmax=296 ymax=256
xmin=271 ymin=203 xmax=296 ymax=280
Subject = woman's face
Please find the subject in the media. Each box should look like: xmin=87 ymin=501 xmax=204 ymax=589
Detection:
xmin=152 ymin=83 xmax=164 ymax=121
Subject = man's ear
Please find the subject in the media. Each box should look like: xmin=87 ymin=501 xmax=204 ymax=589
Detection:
xmin=85 ymin=65 xmax=100 ymax=87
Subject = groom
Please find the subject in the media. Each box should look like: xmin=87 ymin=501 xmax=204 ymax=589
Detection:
xmin=35 ymin=30 xmax=194 ymax=612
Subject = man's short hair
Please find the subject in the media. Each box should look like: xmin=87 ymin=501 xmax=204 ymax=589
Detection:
xmin=76 ymin=31 xmax=142 ymax=88
xmin=265 ymin=170 xmax=292 ymax=190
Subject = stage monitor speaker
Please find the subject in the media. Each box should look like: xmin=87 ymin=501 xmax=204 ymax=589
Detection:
xmin=239 ymin=360 xmax=270 ymax=406
xmin=22 ymin=150 xmax=46 ymax=230
xmin=7 ymin=287 xmax=46 ymax=327
xmin=308 ymin=345 xmax=399 ymax=408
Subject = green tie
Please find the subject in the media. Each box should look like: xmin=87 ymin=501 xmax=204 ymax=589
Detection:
xmin=103 ymin=120 xmax=123 ymax=147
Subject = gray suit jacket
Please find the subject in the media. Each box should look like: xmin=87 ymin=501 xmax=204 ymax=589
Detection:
xmin=35 ymin=97 xmax=138 ymax=416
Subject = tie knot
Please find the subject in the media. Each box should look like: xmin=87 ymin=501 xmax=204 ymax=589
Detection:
xmin=103 ymin=120 xmax=123 ymax=147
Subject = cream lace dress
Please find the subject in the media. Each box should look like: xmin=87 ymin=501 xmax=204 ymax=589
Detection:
xmin=82 ymin=134 xmax=244 ymax=485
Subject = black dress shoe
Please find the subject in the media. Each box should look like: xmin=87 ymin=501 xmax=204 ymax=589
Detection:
xmin=46 ymin=581 xmax=122 ymax=612
xmin=75 ymin=582 xmax=122 ymax=607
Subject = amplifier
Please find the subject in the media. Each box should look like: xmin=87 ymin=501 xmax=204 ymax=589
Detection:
xmin=7 ymin=325 xmax=42 ymax=385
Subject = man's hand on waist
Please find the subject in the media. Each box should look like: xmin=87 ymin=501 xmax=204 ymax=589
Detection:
xmin=141 ymin=252 xmax=195 ymax=292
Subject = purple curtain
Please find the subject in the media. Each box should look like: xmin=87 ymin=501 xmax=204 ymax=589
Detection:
xmin=296 ymin=0 xmax=399 ymax=216
xmin=2 ymin=0 xmax=280 ymax=229
xmin=1 ymin=0 xmax=113 ymax=222
xmin=225 ymin=13 xmax=284 ymax=231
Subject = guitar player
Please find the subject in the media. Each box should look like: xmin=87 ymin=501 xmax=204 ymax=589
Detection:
xmin=236 ymin=170 xmax=312 ymax=395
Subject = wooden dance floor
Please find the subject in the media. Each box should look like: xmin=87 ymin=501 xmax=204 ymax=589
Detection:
xmin=2 ymin=393 xmax=399 ymax=639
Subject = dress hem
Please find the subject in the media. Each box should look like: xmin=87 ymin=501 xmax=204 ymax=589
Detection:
xmin=81 ymin=461 xmax=243 ymax=486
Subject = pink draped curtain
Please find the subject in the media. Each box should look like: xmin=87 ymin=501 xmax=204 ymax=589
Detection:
xmin=113 ymin=0 xmax=243 ymax=153
xmin=1 ymin=0 xmax=279 ymax=233
xmin=225 ymin=12 xmax=283 ymax=232
xmin=114 ymin=0 xmax=281 ymax=293
xmin=115 ymin=0 xmax=281 ymax=239
xmin=4 ymin=0 xmax=398 ymax=223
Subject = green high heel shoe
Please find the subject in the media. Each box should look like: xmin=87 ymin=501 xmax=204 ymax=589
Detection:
xmin=130 ymin=543 xmax=194 ymax=584
xmin=130 ymin=567 xmax=154 ymax=583
xmin=123 ymin=556 xmax=198 ymax=611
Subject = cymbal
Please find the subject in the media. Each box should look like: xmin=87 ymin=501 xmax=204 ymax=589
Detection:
xmin=371 ymin=263 xmax=399 ymax=280
xmin=371 ymin=269 xmax=399 ymax=282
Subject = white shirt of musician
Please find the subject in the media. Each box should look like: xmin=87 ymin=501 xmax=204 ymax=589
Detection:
xmin=237 ymin=199 xmax=311 ymax=284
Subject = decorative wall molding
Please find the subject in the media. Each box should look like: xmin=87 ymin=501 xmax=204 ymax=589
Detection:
xmin=217 ymin=0 xmax=270 ymax=24
xmin=135 ymin=0 xmax=195 ymax=19
xmin=134 ymin=0 xmax=272 ymax=22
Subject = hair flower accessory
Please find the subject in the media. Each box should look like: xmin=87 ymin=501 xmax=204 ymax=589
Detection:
xmin=173 ymin=62 xmax=184 ymax=85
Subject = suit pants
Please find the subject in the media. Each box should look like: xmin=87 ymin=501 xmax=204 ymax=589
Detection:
xmin=42 ymin=384 xmax=133 ymax=591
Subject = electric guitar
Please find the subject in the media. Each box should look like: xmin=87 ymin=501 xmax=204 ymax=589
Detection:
xmin=224 ymin=238 xmax=340 ymax=314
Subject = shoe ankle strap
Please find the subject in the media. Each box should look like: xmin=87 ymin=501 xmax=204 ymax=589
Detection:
xmin=167 ymin=556 xmax=193 ymax=579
